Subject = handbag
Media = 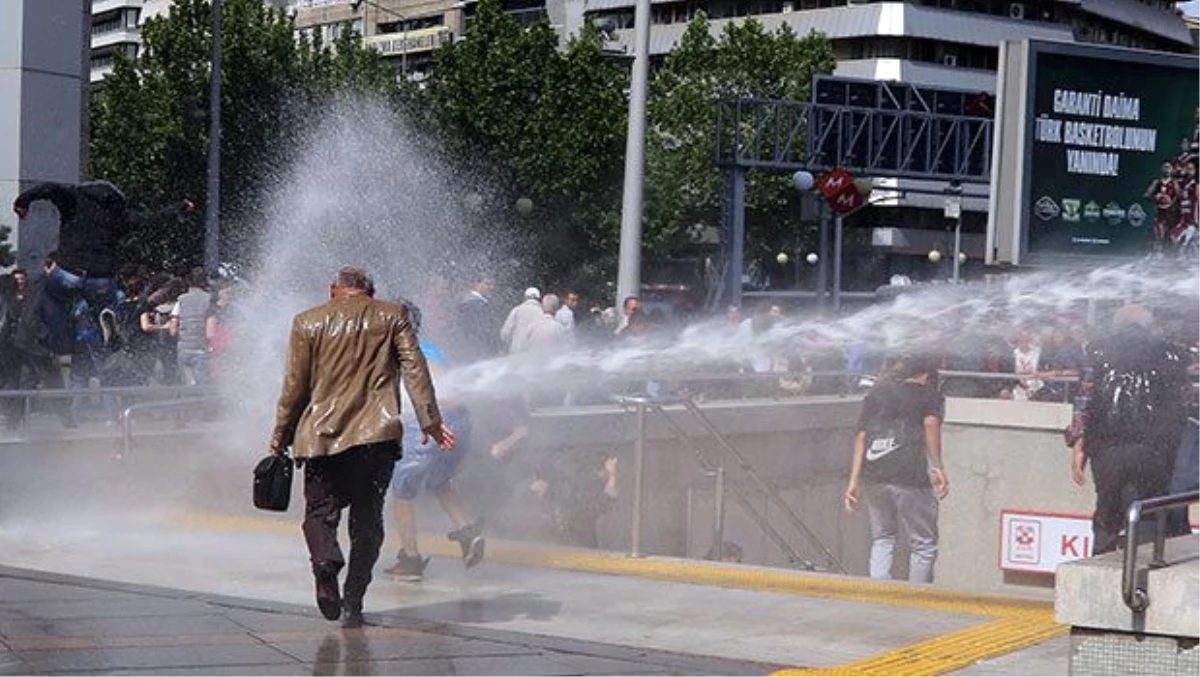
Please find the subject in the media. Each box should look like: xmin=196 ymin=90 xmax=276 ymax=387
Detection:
xmin=253 ymin=454 xmax=294 ymax=512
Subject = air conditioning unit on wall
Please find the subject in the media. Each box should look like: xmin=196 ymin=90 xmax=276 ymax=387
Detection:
xmin=1009 ymin=2 xmax=1025 ymax=19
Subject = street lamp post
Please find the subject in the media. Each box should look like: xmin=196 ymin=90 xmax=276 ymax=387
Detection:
xmin=817 ymin=203 xmax=830 ymax=312
xmin=615 ymin=0 xmax=651 ymax=309
xmin=204 ymin=0 xmax=222 ymax=276
xmin=945 ymin=180 xmax=964 ymax=283
xmin=832 ymin=214 xmax=844 ymax=311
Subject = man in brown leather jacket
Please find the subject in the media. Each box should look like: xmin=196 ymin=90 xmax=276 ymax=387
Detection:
xmin=268 ymin=267 xmax=455 ymax=629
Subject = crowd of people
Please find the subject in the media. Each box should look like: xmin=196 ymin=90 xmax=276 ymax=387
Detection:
xmin=1 ymin=181 xmax=240 ymax=429
xmin=0 ymin=260 xmax=238 ymax=429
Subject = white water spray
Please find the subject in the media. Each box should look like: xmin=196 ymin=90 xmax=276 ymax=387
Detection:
xmin=219 ymin=97 xmax=1199 ymax=435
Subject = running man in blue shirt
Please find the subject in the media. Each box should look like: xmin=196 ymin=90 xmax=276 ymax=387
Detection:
xmin=385 ymin=302 xmax=485 ymax=582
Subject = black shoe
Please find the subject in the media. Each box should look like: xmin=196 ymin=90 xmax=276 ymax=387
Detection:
xmin=314 ymin=568 xmax=342 ymax=621
xmin=448 ymin=519 xmax=486 ymax=567
xmin=384 ymin=552 xmax=429 ymax=582
xmin=464 ymin=536 xmax=485 ymax=569
xmin=341 ymin=601 xmax=367 ymax=629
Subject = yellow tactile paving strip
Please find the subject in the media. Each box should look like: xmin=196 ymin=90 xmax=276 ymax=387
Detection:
xmin=182 ymin=511 xmax=1066 ymax=675
xmin=773 ymin=617 xmax=1067 ymax=676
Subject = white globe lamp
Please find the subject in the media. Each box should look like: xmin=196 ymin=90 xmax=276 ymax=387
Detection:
xmin=793 ymin=171 xmax=815 ymax=193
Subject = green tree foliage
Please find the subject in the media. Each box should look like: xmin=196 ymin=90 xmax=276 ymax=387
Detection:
xmin=645 ymin=15 xmax=835 ymax=265
xmin=419 ymin=0 xmax=628 ymax=282
xmin=89 ymin=0 xmax=393 ymax=269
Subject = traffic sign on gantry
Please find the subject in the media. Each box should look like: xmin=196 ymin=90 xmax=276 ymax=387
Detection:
xmin=710 ymin=77 xmax=996 ymax=309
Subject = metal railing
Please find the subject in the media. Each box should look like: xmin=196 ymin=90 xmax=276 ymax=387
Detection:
xmin=937 ymin=369 xmax=1081 ymax=402
xmin=614 ymin=392 xmax=846 ymax=572
xmin=0 ymin=386 xmax=220 ymax=432
xmin=118 ymin=396 xmax=227 ymax=457
xmin=0 ymin=368 xmax=1086 ymax=435
xmin=1122 ymin=489 xmax=1199 ymax=613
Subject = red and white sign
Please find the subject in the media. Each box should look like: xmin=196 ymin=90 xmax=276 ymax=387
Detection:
xmin=999 ymin=510 xmax=1093 ymax=574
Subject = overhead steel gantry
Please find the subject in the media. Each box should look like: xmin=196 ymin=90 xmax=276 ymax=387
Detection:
xmin=712 ymin=96 xmax=995 ymax=310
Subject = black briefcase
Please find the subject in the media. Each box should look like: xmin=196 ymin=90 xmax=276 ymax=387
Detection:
xmin=253 ymin=454 xmax=294 ymax=512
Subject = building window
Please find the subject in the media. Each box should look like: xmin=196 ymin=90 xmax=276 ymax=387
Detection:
xmin=92 ymin=16 xmax=123 ymax=36
xmin=833 ymin=36 xmax=998 ymax=71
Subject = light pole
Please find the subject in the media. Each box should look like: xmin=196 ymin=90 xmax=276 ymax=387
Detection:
xmin=945 ymin=180 xmax=963 ymax=283
xmin=351 ymin=0 xmax=408 ymax=76
xmin=791 ymin=171 xmax=829 ymax=310
xmin=795 ymin=171 xmax=894 ymax=312
xmin=204 ymin=0 xmax=222 ymax=276
xmin=615 ymin=0 xmax=651 ymax=310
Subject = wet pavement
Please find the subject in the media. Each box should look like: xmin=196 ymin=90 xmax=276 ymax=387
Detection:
xmin=0 ymin=507 xmax=1072 ymax=676
xmin=0 ymin=418 xmax=1071 ymax=675
xmin=0 ymin=565 xmax=781 ymax=675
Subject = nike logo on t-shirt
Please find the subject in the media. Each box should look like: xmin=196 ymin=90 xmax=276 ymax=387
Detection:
xmin=866 ymin=437 xmax=901 ymax=461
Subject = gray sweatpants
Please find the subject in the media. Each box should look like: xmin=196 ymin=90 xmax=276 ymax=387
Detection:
xmin=864 ymin=481 xmax=939 ymax=583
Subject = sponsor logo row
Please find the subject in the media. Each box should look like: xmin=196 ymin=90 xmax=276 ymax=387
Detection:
xmin=1033 ymin=196 xmax=1146 ymax=227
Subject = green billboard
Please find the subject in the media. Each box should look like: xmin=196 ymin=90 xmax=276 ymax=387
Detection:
xmin=1024 ymin=47 xmax=1197 ymax=260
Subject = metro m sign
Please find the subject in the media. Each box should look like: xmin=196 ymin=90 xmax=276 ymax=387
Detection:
xmin=818 ymin=168 xmax=865 ymax=215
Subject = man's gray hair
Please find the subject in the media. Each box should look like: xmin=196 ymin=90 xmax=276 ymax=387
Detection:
xmin=334 ymin=266 xmax=375 ymax=294
xmin=542 ymin=293 xmax=561 ymax=315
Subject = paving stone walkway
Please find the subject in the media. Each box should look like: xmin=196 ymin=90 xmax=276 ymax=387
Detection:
xmin=0 ymin=566 xmax=780 ymax=676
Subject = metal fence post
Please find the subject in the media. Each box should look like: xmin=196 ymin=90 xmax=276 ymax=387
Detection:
xmin=631 ymin=401 xmax=647 ymax=558
xmin=712 ymin=466 xmax=726 ymax=560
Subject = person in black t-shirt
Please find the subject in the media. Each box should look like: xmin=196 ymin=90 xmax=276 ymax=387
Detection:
xmin=844 ymin=354 xmax=948 ymax=583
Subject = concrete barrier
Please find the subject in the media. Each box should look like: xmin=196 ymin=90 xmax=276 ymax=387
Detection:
xmin=0 ymin=393 xmax=1098 ymax=598
xmin=1055 ymin=535 xmax=1199 ymax=675
xmin=518 ymin=394 xmax=1091 ymax=597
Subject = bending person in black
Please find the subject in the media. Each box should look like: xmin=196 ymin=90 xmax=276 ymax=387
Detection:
xmin=12 ymin=181 xmax=192 ymax=354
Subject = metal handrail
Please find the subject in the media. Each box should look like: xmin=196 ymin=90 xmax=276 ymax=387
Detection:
xmin=0 ymin=386 xmax=219 ymax=399
xmin=613 ymin=392 xmax=846 ymax=572
xmin=0 ymin=386 xmax=219 ymax=432
xmin=119 ymin=396 xmax=227 ymax=457
xmin=1122 ymin=490 xmax=1200 ymax=612
xmin=658 ymin=403 xmax=816 ymax=568
xmin=937 ymin=369 xmax=1080 ymax=402
xmin=936 ymin=369 xmax=1081 ymax=383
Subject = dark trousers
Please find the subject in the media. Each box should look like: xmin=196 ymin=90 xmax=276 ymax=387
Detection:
xmin=1090 ymin=442 xmax=1175 ymax=555
xmin=1166 ymin=419 xmax=1199 ymax=536
xmin=302 ymin=442 xmax=398 ymax=604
